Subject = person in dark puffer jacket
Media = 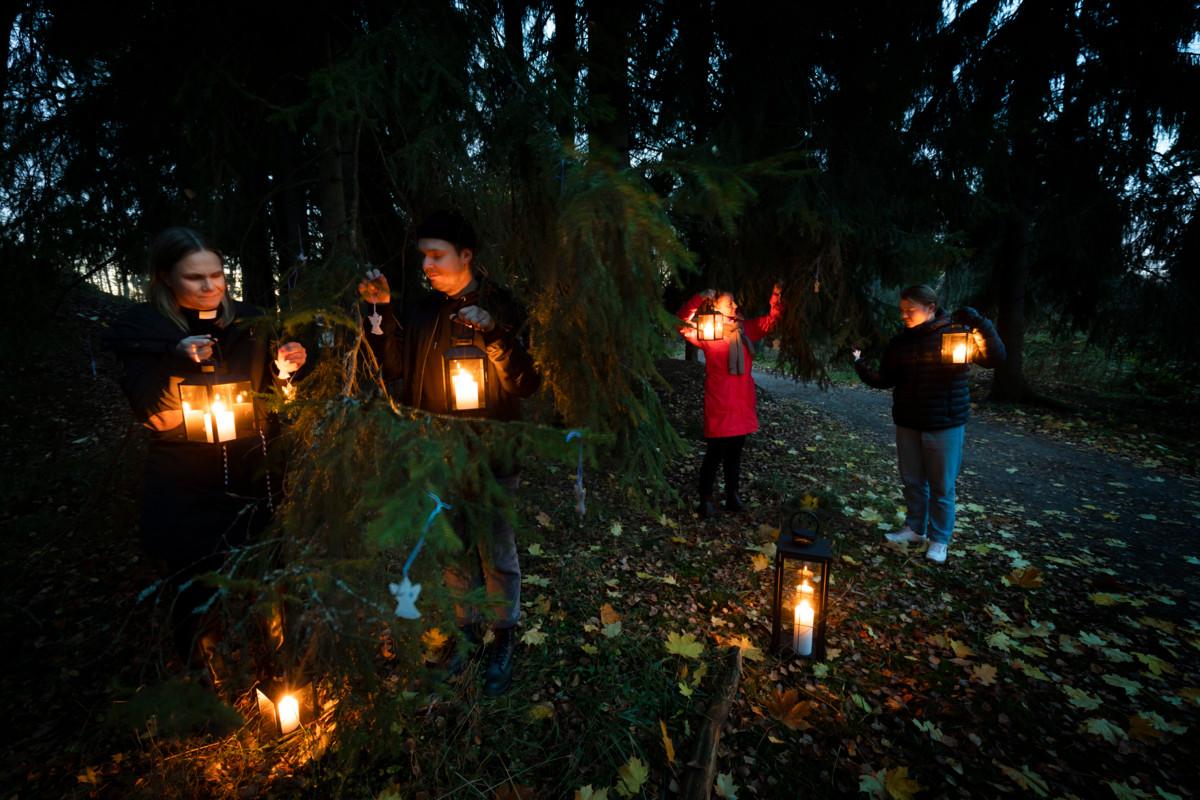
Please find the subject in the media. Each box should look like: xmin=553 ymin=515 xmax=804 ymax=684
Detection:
xmin=852 ymin=285 xmax=1005 ymax=564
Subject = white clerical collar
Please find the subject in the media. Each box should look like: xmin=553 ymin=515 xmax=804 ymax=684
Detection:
xmin=198 ymin=308 xmax=218 ymax=320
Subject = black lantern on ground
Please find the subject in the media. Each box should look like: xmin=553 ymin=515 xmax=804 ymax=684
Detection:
xmin=443 ymin=319 xmax=487 ymax=413
xmin=770 ymin=509 xmax=832 ymax=660
xmin=694 ymin=301 xmax=724 ymax=342
xmin=255 ymin=679 xmax=317 ymax=737
xmin=178 ymin=362 xmax=256 ymax=443
xmin=940 ymin=327 xmax=976 ymax=365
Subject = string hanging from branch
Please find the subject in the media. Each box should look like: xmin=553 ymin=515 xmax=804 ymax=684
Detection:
xmin=388 ymin=491 xmax=452 ymax=620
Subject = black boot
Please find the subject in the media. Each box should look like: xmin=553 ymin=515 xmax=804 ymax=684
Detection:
xmin=698 ymin=495 xmax=718 ymax=519
xmin=484 ymin=626 xmax=516 ymax=696
xmin=433 ymin=623 xmax=482 ymax=678
xmin=725 ymin=494 xmax=745 ymax=512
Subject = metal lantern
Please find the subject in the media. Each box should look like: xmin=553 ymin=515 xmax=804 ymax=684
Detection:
xmin=694 ymin=301 xmax=724 ymax=341
xmin=940 ymin=328 xmax=975 ymax=365
xmin=443 ymin=319 xmax=488 ymax=413
xmin=178 ymin=364 xmax=256 ymax=443
xmin=770 ymin=509 xmax=832 ymax=660
xmin=255 ymin=679 xmax=317 ymax=737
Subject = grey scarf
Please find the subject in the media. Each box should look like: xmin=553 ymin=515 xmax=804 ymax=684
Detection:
xmin=727 ymin=317 xmax=750 ymax=376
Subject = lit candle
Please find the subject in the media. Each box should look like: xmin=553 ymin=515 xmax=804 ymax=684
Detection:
xmin=277 ymin=693 xmax=300 ymax=735
xmin=211 ymin=398 xmax=237 ymax=442
xmin=953 ymin=343 xmax=967 ymax=363
xmin=702 ymin=318 xmax=715 ymax=339
xmin=233 ymin=392 xmax=255 ymax=432
xmin=793 ymin=598 xmax=814 ymax=656
xmin=451 ymin=366 xmax=480 ymax=410
xmin=182 ymin=402 xmax=209 ymax=442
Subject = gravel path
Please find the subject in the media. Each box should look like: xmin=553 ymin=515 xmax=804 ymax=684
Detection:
xmin=751 ymin=369 xmax=1200 ymax=589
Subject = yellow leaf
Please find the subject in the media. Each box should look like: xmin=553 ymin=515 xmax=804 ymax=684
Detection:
xmin=724 ymin=635 xmax=764 ymax=662
xmin=1134 ymin=652 xmax=1176 ymax=676
xmin=950 ymin=639 xmax=975 ymax=659
xmin=801 ymin=494 xmax=819 ymax=510
xmin=575 ymin=786 xmax=609 ymax=800
xmin=665 ymin=631 xmax=704 ymax=659
xmin=580 ymin=643 xmax=599 ymax=655
xmin=76 ymin=767 xmax=101 ymax=787
xmin=970 ymin=664 xmax=998 ymax=686
xmin=421 ymin=627 xmax=449 ymax=651
xmin=1089 ymin=592 xmax=1122 ymax=606
xmin=615 ymin=756 xmax=648 ymax=798
xmin=600 ymin=604 xmax=622 ymax=626
xmin=528 ymin=702 xmax=555 ymax=721
xmin=536 ymin=510 xmax=554 ymax=529
xmin=1005 ymin=567 xmax=1044 ymax=589
xmin=527 ymin=543 xmax=544 ymax=556
xmin=659 ymin=719 xmax=676 ymax=765
xmin=521 ymin=627 xmax=547 ymax=646
xmin=751 ymin=553 xmax=770 ymax=571
xmin=884 ymin=766 xmax=924 ymax=800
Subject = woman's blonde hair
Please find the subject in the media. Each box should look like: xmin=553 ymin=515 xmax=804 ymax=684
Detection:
xmin=147 ymin=227 xmax=235 ymax=331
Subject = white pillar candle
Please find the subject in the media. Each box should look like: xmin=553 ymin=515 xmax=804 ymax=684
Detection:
xmin=793 ymin=598 xmax=815 ymax=656
xmin=451 ymin=367 xmax=480 ymax=410
xmin=211 ymin=399 xmax=236 ymax=442
xmin=953 ymin=343 xmax=967 ymax=363
xmin=182 ymin=403 xmax=208 ymax=442
xmin=278 ymin=694 xmax=300 ymax=735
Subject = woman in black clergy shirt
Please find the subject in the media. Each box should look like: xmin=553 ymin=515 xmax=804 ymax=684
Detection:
xmin=108 ymin=227 xmax=307 ymax=662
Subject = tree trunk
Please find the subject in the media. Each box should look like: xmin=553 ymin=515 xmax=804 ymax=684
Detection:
xmin=317 ymin=120 xmax=348 ymax=259
xmin=549 ymin=0 xmax=576 ymax=143
xmin=584 ymin=0 xmax=637 ymax=163
xmin=989 ymin=211 xmax=1032 ymax=402
xmin=240 ymin=164 xmax=276 ymax=308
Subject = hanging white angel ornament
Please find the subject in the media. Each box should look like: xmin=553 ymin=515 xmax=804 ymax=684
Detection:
xmin=369 ymin=303 xmax=384 ymax=336
xmin=389 ymin=577 xmax=422 ymax=620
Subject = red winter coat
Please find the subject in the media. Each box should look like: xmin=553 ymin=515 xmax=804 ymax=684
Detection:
xmin=677 ymin=292 xmax=783 ymax=438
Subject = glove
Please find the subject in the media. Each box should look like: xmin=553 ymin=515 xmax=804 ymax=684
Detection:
xmin=952 ymin=306 xmax=985 ymax=327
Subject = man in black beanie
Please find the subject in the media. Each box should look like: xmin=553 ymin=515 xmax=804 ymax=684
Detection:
xmin=359 ymin=210 xmax=541 ymax=695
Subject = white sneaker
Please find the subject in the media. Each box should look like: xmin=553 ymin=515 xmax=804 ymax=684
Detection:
xmin=884 ymin=527 xmax=926 ymax=544
xmin=926 ymin=542 xmax=948 ymax=563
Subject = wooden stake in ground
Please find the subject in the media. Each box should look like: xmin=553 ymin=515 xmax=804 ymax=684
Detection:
xmin=681 ymin=646 xmax=743 ymax=800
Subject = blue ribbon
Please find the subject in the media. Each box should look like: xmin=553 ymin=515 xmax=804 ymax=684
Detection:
xmin=402 ymin=491 xmax=452 ymax=580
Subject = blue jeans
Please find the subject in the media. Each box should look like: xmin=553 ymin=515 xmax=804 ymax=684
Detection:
xmin=895 ymin=425 xmax=965 ymax=545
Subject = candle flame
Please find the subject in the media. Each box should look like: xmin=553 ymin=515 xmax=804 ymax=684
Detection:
xmin=953 ymin=343 xmax=967 ymax=362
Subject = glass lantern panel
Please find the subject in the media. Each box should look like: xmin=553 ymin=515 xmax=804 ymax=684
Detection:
xmin=447 ymin=357 xmax=486 ymax=411
xmin=697 ymin=312 xmax=724 ymax=341
xmin=212 ymin=380 xmax=255 ymax=441
xmin=179 ymin=384 xmax=213 ymax=442
xmin=941 ymin=332 xmax=971 ymax=364
xmin=782 ymin=558 xmax=825 ymax=657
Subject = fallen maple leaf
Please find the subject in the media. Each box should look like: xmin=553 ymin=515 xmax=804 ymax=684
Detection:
xmin=1079 ymin=717 xmax=1127 ymax=744
xmin=575 ymin=786 xmax=609 ymax=800
xmin=997 ymin=764 xmax=1049 ymax=797
xmin=764 ymin=688 xmax=814 ymax=731
xmin=724 ymin=635 xmax=764 ymax=662
xmin=751 ymin=553 xmax=770 ymax=571
xmin=535 ymin=510 xmax=554 ymax=529
xmin=884 ymin=766 xmax=924 ymax=800
xmin=521 ymin=627 xmax=547 ymax=646
xmin=615 ymin=756 xmax=648 ymax=798
xmin=665 ymin=631 xmax=704 ymax=659
xmin=1004 ymin=566 xmax=1044 ymax=589
xmin=600 ymin=603 xmax=621 ymax=626
xmin=970 ymin=664 xmax=998 ymax=685
xmin=715 ymin=772 xmax=739 ymax=799
xmin=1134 ymin=652 xmax=1176 ymax=676
xmin=949 ymin=639 xmax=975 ymax=659
xmin=1061 ymin=685 xmax=1102 ymax=710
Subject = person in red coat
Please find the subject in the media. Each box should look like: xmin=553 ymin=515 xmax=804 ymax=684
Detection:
xmin=677 ymin=284 xmax=783 ymax=517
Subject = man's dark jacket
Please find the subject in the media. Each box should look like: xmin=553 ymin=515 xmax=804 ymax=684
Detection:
xmin=854 ymin=309 xmax=1006 ymax=431
xmin=366 ymin=277 xmax=541 ymax=421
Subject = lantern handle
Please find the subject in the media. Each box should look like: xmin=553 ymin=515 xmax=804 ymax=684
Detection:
xmin=787 ymin=508 xmax=821 ymax=536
